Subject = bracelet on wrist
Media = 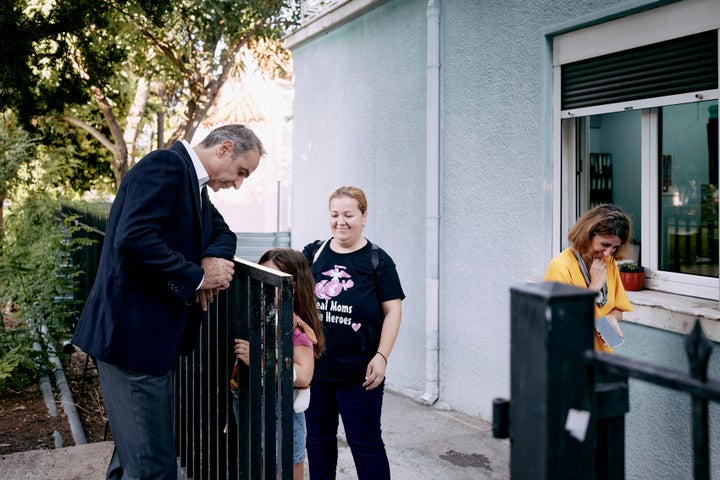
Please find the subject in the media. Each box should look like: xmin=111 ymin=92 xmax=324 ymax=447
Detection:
xmin=376 ymin=351 xmax=388 ymax=363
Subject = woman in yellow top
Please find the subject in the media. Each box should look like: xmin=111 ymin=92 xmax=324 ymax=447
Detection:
xmin=544 ymin=204 xmax=634 ymax=352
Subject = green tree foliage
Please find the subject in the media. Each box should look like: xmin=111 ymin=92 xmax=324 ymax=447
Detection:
xmin=0 ymin=111 xmax=38 ymax=231
xmin=1 ymin=0 xmax=298 ymax=192
xmin=0 ymin=112 xmax=36 ymax=195
xmin=33 ymin=114 xmax=117 ymax=193
xmin=0 ymin=0 xmax=170 ymax=193
xmin=0 ymin=110 xmax=113 ymax=224
xmin=0 ymin=0 xmax=169 ymax=119
xmin=133 ymin=0 xmax=297 ymax=144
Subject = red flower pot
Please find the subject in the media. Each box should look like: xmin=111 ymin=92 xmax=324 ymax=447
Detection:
xmin=620 ymin=271 xmax=644 ymax=291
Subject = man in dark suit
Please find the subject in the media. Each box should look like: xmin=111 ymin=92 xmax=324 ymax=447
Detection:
xmin=72 ymin=124 xmax=264 ymax=480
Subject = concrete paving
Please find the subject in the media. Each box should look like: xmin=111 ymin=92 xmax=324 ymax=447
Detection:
xmin=336 ymin=389 xmax=510 ymax=480
xmin=0 ymin=390 xmax=509 ymax=480
xmin=0 ymin=441 xmax=113 ymax=480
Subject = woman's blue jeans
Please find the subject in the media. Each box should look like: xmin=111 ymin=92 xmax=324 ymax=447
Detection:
xmin=305 ymin=379 xmax=390 ymax=480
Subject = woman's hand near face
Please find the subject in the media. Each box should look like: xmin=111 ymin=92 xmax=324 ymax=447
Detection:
xmin=588 ymin=258 xmax=607 ymax=290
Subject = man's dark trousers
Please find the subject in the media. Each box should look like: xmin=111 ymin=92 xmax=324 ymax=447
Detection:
xmin=97 ymin=360 xmax=177 ymax=480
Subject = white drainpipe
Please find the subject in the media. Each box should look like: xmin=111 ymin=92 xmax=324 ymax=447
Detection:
xmin=41 ymin=325 xmax=87 ymax=445
xmin=422 ymin=0 xmax=441 ymax=405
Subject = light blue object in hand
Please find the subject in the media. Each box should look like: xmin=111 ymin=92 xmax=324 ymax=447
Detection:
xmin=595 ymin=316 xmax=624 ymax=348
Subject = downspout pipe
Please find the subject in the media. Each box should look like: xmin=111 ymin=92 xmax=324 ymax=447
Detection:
xmin=51 ymin=348 xmax=87 ymax=445
xmin=422 ymin=0 xmax=441 ymax=406
xmin=42 ymin=325 xmax=88 ymax=445
xmin=34 ymin=342 xmax=63 ymax=448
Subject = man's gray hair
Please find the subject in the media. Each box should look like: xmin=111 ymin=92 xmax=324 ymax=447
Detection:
xmin=199 ymin=124 xmax=266 ymax=157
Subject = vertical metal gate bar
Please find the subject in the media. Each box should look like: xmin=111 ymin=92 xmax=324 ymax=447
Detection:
xmin=216 ymin=288 xmax=231 ymax=480
xmin=262 ymin=283 xmax=277 ymax=480
xmin=249 ymin=277 xmax=264 ymax=478
xmin=234 ymin=273 xmax=250 ymax=479
xmin=189 ymin=314 xmax=202 ymax=479
xmin=175 ymin=357 xmax=187 ymax=474
xmin=205 ymin=300 xmax=218 ymax=480
xmin=509 ymin=282 xmax=597 ymax=480
xmin=199 ymin=310 xmax=208 ymax=479
xmin=594 ymin=378 xmax=628 ymax=480
xmin=278 ymin=280 xmax=294 ymax=479
xmin=686 ymin=321 xmax=712 ymax=480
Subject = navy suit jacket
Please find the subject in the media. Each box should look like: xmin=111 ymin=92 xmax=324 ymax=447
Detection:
xmin=72 ymin=142 xmax=237 ymax=375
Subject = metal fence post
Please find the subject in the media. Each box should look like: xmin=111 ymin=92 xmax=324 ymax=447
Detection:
xmin=686 ymin=320 xmax=712 ymax=480
xmin=509 ymin=282 xmax=596 ymax=480
xmin=594 ymin=377 xmax=628 ymax=480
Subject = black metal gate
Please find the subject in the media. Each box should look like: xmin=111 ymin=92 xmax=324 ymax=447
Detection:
xmin=493 ymin=282 xmax=720 ymax=479
xmin=174 ymin=258 xmax=294 ymax=480
xmin=63 ymin=205 xmax=294 ymax=479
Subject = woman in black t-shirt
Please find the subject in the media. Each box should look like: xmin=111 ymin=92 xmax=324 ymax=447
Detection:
xmin=302 ymin=186 xmax=405 ymax=480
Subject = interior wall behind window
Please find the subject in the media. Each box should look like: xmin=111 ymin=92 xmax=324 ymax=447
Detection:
xmin=586 ymin=110 xmax=642 ymax=251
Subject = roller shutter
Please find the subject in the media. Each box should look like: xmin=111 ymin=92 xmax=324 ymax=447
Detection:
xmin=561 ymin=30 xmax=717 ymax=110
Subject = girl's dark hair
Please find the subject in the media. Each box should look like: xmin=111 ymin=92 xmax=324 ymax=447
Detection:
xmin=258 ymin=248 xmax=324 ymax=357
xmin=567 ymin=204 xmax=634 ymax=260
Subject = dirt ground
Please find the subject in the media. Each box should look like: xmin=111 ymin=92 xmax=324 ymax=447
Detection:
xmin=0 ymin=351 xmax=110 ymax=455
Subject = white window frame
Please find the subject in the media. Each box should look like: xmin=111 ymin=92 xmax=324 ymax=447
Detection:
xmin=552 ymin=0 xmax=720 ymax=300
xmin=646 ymin=106 xmax=720 ymax=298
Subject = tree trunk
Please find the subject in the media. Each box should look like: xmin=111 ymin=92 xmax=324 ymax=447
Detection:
xmin=90 ymin=85 xmax=128 ymax=190
xmin=166 ymin=23 xmax=261 ymax=144
xmin=157 ymin=111 xmax=165 ymax=149
xmin=124 ymin=77 xmax=149 ymax=168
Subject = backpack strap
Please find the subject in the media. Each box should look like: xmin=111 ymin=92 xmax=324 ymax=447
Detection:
xmin=368 ymin=241 xmax=380 ymax=296
xmin=304 ymin=239 xmax=324 ymax=265
xmin=312 ymin=239 xmax=329 ymax=264
xmin=369 ymin=241 xmax=379 ymax=271
xmin=310 ymin=238 xmax=378 ymax=270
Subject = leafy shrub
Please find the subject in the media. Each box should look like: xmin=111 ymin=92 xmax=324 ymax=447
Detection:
xmin=0 ymin=343 xmax=36 ymax=390
xmin=0 ymin=193 xmax=93 ymax=390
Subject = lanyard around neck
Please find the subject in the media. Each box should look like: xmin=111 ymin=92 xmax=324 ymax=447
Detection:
xmin=572 ymin=249 xmax=607 ymax=307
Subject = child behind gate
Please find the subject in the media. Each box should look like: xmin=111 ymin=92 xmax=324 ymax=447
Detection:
xmin=230 ymin=248 xmax=324 ymax=480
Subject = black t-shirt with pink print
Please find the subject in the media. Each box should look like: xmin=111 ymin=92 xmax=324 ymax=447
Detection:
xmin=303 ymin=239 xmax=405 ymax=383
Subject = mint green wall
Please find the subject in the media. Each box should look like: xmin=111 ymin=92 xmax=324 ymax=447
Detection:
xmin=619 ymin=322 xmax=720 ymax=480
xmin=290 ymin=0 xmax=428 ymax=391
xmin=289 ymin=1 xmax=719 ymax=477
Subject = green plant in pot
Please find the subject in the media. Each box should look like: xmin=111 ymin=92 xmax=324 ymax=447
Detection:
xmin=618 ymin=261 xmax=645 ymax=291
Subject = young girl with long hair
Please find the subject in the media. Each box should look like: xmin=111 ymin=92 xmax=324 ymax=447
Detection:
xmin=231 ymin=248 xmax=324 ymax=480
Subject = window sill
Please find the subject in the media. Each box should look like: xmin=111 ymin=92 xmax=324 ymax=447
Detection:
xmin=624 ymin=290 xmax=720 ymax=342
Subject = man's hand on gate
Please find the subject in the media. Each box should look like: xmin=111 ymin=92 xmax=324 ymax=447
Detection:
xmin=200 ymin=257 xmax=234 ymax=290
